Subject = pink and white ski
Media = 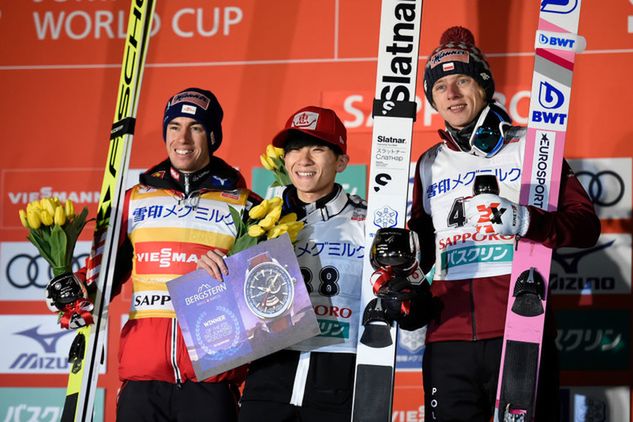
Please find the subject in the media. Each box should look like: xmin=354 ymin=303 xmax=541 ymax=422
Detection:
xmin=495 ymin=1 xmax=585 ymax=420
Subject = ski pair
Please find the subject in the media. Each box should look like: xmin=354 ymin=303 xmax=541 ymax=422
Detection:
xmin=61 ymin=1 xmax=156 ymax=421
xmin=496 ymin=1 xmax=585 ymax=420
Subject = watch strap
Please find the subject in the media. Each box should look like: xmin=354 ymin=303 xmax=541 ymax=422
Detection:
xmin=248 ymin=252 xmax=271 ymax=270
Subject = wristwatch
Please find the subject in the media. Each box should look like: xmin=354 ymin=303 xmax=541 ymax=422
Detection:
xmin=244 ymin=252 xmax=295 ymax=319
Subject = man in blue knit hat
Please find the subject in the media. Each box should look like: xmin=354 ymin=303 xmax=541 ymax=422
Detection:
xmin=47 ymin=87 xmax=259 ymax=422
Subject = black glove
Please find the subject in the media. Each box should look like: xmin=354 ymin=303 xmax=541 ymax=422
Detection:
xmin=46 ymin=273 xmax=94 ymax=329
xmin=46 ymin=272 xmax=86 ymax=311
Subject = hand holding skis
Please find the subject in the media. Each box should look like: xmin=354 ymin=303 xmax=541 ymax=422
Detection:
xmin=464 ymin=174 xmax=530 ymax=236
xmin=46 ymin=273 xmax=94 ymax=329
xmin=464 ymin=194 xmax=530 ymax=236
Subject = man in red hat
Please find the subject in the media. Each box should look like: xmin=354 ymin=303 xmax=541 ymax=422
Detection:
xmin=405 ymin=27 xmax=600 ymax=421
xmin=236 ymin=106 xmax=363 ymax=421
xmin=238 ymin=106 xmax=430 ymax=422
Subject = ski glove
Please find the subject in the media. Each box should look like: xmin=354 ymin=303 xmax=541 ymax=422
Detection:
xmin=464 ymin=193 xmax=530 ymax=236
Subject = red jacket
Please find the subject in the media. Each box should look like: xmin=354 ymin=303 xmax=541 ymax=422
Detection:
xmin=84 ymin=158 xmax=259 ymax=384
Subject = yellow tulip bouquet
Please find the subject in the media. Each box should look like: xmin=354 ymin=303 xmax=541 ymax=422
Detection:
xmin=18 ymin=197 xmax=92 ymax=328
xmin=19 ymin=197 xmax=90 ymax=277
xmin=228 ymin=197 xmax=304 ymax=256
xmin=228 ymin=143 xmax=303 ymax=254
xmin=259 ymin=144 xmax=291 ymax=187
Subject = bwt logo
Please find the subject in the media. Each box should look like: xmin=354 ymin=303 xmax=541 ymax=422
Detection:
xmin=538 ymin=33 xmax=577 ymax=49
xmin=10 ymin=325 xmax=73 ymax=370
xmin=533 ymin=81 xmax=567 ymax=125
xmin=540 ymin=0 xmax=578 ymax=14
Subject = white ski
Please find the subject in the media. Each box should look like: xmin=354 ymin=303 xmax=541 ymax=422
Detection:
xmin=351 ymin=1 xmax=424 ymax=421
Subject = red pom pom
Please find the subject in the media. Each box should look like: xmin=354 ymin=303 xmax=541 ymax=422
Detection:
xmin=439 ymin=26 xmax=475 ymax=46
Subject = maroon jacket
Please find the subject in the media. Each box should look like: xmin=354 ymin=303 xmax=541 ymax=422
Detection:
xmin=408 ymin=131 xmax=600 ymax=343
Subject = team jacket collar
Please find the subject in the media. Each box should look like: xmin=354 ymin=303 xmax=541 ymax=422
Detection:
xmin=283 ymin=184 xmax=348 ymax=224
xmin=139 ymin=157 xmax=243 ymax=193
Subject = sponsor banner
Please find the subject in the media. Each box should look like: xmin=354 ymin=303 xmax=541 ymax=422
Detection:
xmin=568 ymin=158 xmax=632 ymax=220
xmin=559 ymin=386 xmax=630 ymax=422
xmin=0 ymin=315 xmax=106 ymax=374
xmin=3 ymin=167 xmax=145 ymax=232
xmin=392 ymin=372 xmax=424 ymax=422
xmin=134 ymin=241 xmax=205 ymax=275
xmin=551 ymin=233 xmax=632 ymax=295
xmin=2 ymin=169 xmax=102 ymax=230
xmin=250 ymin=164 xmax=367 ymax=200
xmin=0 ymin=315 xmax=78 ymax=374
xmin=0 ymin=241 xmax=91 ymax=301
xmin=0 ymin=387 xmax=105 ymax=422
xmin=555 ymin=309 xmax=630 ymax=371
xmin=396 ymin=326 xmax=425 ymax=371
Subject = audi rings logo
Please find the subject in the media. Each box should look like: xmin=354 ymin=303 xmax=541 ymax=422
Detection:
xmin=576 ymin=170 xmax=625 ymax=207
xmin=5 ymin=253 xmax=88 ymax=289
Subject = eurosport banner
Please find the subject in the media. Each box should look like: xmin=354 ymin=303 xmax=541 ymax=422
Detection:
xmin=2 ymin=1 xmax=633 ymax=420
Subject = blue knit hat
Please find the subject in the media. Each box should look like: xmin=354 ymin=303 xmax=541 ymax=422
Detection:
xmin=162 ymin=88 xmax=223 ymax=153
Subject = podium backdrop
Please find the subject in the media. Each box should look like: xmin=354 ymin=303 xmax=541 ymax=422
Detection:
xmin=1 ymin=1 xmax=631 ymax=421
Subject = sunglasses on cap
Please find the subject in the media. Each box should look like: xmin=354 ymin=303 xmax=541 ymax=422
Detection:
xmin=468 ymin=105 xmax=511 ymax=158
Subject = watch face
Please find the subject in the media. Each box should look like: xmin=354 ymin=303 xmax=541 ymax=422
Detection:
xmin=244 ymin=262 xmax=294 ymax=319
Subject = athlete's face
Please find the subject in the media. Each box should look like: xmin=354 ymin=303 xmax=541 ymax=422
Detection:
xmin=165 ymin=117 xmax=211 ymax=172
xmin=284 ymin=144 xmax=349 ymax=203
xmin=431 ymin=74 xmax=487 ymax=130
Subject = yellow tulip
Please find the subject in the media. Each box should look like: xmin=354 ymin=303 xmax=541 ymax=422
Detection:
xmin=27 ymin=210 xmax=41 ymax=230
xmin=27 ymin=201 xmax=41 ymax=213
xmin=286 ymin=221 xmax=304 ymax=232
xmin=273 ymin=146 xmax=285 ymax=159
xmin=64 ymin=199 xmax=75 ymax=219
xmin=266 ymin=205 xmax=282 ymax=225
xmin=19 ymin=209 xmax=29 ymax=228
xmin=266 ymin=144 xmax=284 ymax=161
xmin=40 ymin=210 xmax=54 ymax=226
xmin=249 ymin=200 xmax=269 ymax=219
xmin=247 ymin=225 xmax=265 ymax=238
xmin=260 ymin=154 xmax=276 ymax=171
xmin=258 ymin=215 xmax=276 ymax=230
xmin=268 ymin=197 xmax=282 ymax=207
xmin=267 ymin=224 xmax=288 ymax=239
xmin=287 ymin=221 xmax=304 ymax=241
xmin=54 ymin=206 xmax=66 ymax=226
xmin=279 ymin=212 xmax=298 ymax=224
xmin=40 ymin=198 xmax=56 ymax=216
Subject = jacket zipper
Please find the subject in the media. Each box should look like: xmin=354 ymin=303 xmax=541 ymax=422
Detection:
xmin=170 ymin=318 xmax=183 ymax=387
